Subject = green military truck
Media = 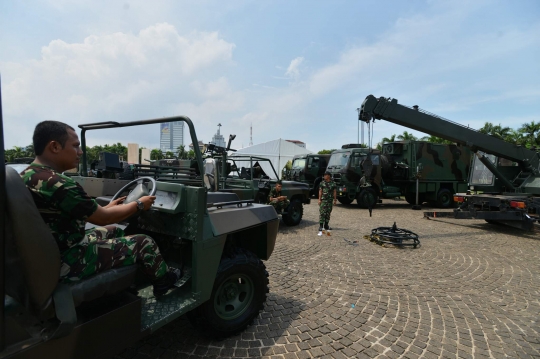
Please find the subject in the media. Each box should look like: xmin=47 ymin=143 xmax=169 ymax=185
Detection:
xmin=284 ymin=154 xmax=331 ymax=197
xmin=1 ymin=111 xmax=279 ymax=358
xmin=328 ymin=141 xmax=471 ymax=208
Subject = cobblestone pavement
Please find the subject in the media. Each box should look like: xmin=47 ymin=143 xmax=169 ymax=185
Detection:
xmin=117 ymin=200 xmax=540 ymax=359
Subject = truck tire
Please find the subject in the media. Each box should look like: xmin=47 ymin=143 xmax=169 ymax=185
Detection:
xmin=337 ymin=197 xmax=354 ymax=205
xmin=436 ymin=188 xmax=453 ymax=208
xmin=356 ymin=188 xmax=377 ymax=209
xmin=186 ymin=247 xmax=269 ymax=339
xmin=282 ymin=199 xmax=303 ymax=226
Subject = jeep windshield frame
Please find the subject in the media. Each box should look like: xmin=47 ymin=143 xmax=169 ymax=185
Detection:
xmin=227 ymin=155 xmax=280 ymax=179
xmin=0 ymin=80 xmax=6 ymax=351
xmin=78 ymin=117 xmax=205 ymax=187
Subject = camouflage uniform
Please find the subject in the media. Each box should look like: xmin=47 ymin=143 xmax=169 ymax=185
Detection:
xmin=267 ymin=187 xmax=290 ymax=213
xmin=21 ymin=163 xmax=168 ymax=283
xmin=319 ymin=179 xmax=336 ymax=227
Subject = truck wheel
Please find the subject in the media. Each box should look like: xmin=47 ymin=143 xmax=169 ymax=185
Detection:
xmin=187 ymin=248 xmax=269 ymax=339
xmin=436 ymin=188 xmax=453 ymax=208
xmin=282 ymin=199 xmax=303 ymax=226
xmin=356 ymin=188 xmax=377 ymax=209
xmin=337 ymin=197 xmax=354 ymax=205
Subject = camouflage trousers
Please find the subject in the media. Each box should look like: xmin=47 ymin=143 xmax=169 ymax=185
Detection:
xmin=319 ymin=200 xmax=333 ymax=224
xmin=270 ymin=199 xmax=290 ymax=213
xmin=60 ymin=225 xmax=169 ymax=283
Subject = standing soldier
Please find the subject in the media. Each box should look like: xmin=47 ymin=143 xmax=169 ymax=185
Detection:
xmin=268 ymin=180 xmax=290 ymax=214
xmin=318 ymin=171 xmax=337 ymax=236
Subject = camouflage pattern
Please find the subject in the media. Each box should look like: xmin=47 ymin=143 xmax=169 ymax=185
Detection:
xmin=21 ymin=163 xmax=168 ymax=282
xmin=268 ymin=186 xmax=290 ymax=212
xmin=319 ymin=180 xmax=336 ymax=224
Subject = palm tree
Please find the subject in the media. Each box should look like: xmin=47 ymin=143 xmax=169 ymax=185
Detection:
xmin=519 ymin=121 xmax=540 ymax=148
xmin=397 ymin=131 xmax=417 ymax=141
xmin=505 ymin=129 xmax=525 ymax=146
xmin=381 ymin=134 xmax=397 ymax=143
xmin=479 ymin=122 xmax=511 ymax=141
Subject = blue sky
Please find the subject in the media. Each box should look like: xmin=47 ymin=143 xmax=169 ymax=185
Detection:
xmin=1 ymin=0 xmax=539 ymax=153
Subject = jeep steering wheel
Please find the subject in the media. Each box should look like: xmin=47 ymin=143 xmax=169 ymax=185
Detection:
xmin=111 ymin=177 xmax=157 ymax=204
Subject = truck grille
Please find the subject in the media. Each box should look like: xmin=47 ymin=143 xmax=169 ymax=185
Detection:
xmin=332 ymin=173 xmax=341 ymax=184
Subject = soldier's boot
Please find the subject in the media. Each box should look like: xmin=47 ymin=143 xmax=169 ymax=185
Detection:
xmin=324 ymin=222 xmax=332 ymax=236
xmin=153 ymin=267 xmax=183 ymax=297
xmin=318 ymin=225 xmax=323 ymax=236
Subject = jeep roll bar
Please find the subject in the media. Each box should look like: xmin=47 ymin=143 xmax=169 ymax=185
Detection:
xmin=78 ymin=117 xmax=205 ymax=188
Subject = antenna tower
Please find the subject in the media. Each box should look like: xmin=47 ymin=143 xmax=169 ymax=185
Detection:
xmin=249 ymin=123 xmax=253 ymax=146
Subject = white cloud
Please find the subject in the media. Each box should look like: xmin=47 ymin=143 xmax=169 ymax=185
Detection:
xmin=285 ymin=57 xmax=304 ymax=80
xmin=2 ymin=22 xmax=236 ymax=147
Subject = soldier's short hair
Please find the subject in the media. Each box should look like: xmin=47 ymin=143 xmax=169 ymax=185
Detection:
xmin=33 ymin=121 xmax=75 ymax=156
xmin=276 ymin=180 xmax=282 ymax=185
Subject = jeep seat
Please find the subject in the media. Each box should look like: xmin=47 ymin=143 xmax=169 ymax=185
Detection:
xmin=5 ymin=167 xmax=137 ymax=319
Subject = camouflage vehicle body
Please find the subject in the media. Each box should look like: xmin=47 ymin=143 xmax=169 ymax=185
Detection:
xmin=359 ymin=95 xmax=540 ymax=231
xmin=1 ymin=111 xmax=279 ymax=359
xmin=328 ymin=141 xmax=471 ymax=208
xmin=284 ymin=154 xmax=331 ymax=196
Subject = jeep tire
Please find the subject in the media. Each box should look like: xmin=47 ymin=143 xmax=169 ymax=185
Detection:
xmin=282 ymin=199 xmax=303 ymax=226
xmin=187 ymin=247 xmax=269 ymax=339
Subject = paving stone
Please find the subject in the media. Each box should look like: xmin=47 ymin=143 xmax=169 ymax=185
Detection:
xmin=114 ymin=202 xmax=540 ymax=359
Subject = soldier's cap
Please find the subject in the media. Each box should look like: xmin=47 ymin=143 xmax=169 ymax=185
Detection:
xmin=324 ymin=171 xmax=331 ymax=176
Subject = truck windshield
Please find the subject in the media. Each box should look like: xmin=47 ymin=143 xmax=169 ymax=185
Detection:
xmin=327 ymin=152 xmax=350 ymax=169
xmin=470 ymin=153 xmax=496 ymax=185
xmin=292 ymin=158 xmax=306 ymax=169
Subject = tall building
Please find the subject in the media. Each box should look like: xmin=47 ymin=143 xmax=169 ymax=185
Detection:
xmin=210 ymin=123 xmax=226 ymax=148
xmin=160 ymin=121 xmax=185 ymax=153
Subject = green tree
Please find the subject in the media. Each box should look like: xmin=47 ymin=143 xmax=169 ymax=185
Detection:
xmin=397 ymin=131 xmax=417 ymax=141
xmin=24 ymin=144 xmax=35 ymax=157
xmin=187 ymin=149 xmax=195 ymax=159
xmin=177 ymin=145 xmax=186 ymax=159
xmin=165 ymin=151 xmax=174 ymax=158
xmin=420 ymin=135 xmax=453 ymax=144
xmin=281 ymin=160 xmax=292 ymax=179
xmin=381 ymin=134 xmax=397 ymax=143
xmin=150 ymin=149 xmax=164 ymax=160
xmin=519 ymin=121 xmax=540 ymax=148
xmin=478 ymin=122 xmax=511 ymax=141
xmin=318 ymin=149 xmax=336 ymax=154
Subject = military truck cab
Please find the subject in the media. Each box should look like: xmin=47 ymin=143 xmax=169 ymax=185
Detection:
xmin=285 ymin=154 xmax=330 ymax=197
xmin=1 ymin=113 xmax=279 ymax=358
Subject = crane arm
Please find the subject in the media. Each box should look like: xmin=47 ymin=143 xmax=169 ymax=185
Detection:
xmin=359 ymin=95 xmax=539 ymax=174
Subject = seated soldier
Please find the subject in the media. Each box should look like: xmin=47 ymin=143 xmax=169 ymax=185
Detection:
xmin=20 ymin=121 xmax=181 ymax=297
xmin=267 ymin=180 xmax=290 ymax=213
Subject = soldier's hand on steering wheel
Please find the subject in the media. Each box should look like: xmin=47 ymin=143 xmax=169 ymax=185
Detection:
xmin=139 ymin=196 xmax=156 ymax=211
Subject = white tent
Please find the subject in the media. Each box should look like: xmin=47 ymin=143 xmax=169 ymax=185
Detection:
xmin=229 ymin=139 xmax=312 ymax=179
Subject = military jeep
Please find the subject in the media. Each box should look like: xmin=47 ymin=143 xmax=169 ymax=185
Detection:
xmin=0 ymin=112 xmax=279 ymax=358
xmin=201 ymin=141 xmax=311 ymax=226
